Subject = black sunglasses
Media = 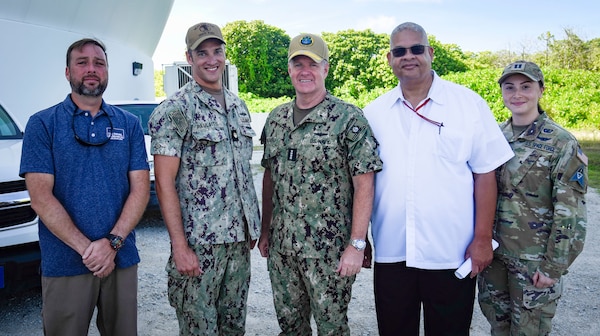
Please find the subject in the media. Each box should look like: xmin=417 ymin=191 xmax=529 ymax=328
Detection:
xmin=72 ymin=110 xmax=113 ymax=146
xmin=390 ymin=44 xmax=429 ymax=57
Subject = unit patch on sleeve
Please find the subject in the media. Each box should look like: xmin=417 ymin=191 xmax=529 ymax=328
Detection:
xmin=569 ymin=165 xmax=586 ymax=188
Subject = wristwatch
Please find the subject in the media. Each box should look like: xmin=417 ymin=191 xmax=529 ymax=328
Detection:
xmin=350 ymin=239 xmax=367 ymax=251
xmin=106 ymin=233 xmax=124 ymax=252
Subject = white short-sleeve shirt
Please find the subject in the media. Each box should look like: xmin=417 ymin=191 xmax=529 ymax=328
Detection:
xmin=364 ymin=72 xmax=513 ymax=269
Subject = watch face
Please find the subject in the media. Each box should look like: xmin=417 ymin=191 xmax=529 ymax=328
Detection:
xmin=353 ymin=239 xmax=366 ymax=250
xmin=107 ymin=234 xmax=124 ymax=251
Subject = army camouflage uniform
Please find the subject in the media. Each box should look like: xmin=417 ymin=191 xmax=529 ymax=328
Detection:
xmin=478 ymin=112 xmax=587 ymax=336
xmin=261 ymin=93 xmax=383 ymax=335
xmin=149 ymin=80 xmax=261 ymax=335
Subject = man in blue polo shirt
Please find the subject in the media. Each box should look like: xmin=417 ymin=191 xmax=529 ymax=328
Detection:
xmin=19 ymin=38 xmax=149 ymax=336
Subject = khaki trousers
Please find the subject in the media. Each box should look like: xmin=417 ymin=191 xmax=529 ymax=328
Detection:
xmin=41 ymin=265 xmax=138 ymax=336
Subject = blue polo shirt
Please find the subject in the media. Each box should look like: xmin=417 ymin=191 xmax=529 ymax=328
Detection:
xmin=20 ymin=95 xmax=149 ymax=277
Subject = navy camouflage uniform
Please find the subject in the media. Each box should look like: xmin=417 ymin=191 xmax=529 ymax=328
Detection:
xmin=149 ymin=80 xmax=261 ymax=335
xmin=478 ymin=112 xmax=587 ymax=335
xmin=261 ymin=93 xmax=383 ymax=335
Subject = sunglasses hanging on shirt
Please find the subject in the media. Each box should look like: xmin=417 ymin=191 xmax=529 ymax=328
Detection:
xmin=72 ymin=110 xmax=114 ymax=146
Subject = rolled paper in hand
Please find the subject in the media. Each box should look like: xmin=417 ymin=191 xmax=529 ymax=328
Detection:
xmin=454 ymin=239 xmax=499 ymax=279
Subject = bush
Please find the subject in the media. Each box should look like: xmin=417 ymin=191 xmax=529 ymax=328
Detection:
xmin=444 ymin=68 xmax=600 ymax=129
xmin=167 ymin=68 xmax=598 ymax=131
xmin=238 ymin=92 xmax=291 ymax=113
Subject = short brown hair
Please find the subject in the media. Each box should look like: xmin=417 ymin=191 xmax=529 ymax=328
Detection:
xmin=66 ymin=38 xmax=107 ymax=66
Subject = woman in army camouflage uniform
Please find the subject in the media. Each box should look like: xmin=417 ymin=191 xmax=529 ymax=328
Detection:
xmin=478 ymin=61 xmax=588 ymax=335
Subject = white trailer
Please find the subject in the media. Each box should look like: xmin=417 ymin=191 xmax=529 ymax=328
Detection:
xmin=0 ymin=0 xmax=173 ymax=296
xmin=0 ymin=0 xmax=173 ymax=125
xmin=163 ymin=60 xmax=239 ymax=97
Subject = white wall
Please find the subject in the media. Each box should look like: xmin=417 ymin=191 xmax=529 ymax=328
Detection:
xmin=0 ymin=0 xmax=173 ymax=126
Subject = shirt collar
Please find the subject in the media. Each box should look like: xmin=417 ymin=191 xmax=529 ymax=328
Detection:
xmin=65 ymin=94 xmax=111 ymax=117
xmin=389 ymin=70 xmax=442 ymax=108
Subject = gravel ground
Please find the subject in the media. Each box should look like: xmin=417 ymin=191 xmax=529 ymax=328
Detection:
xmin=1 ymin=158 xmax=598 ymax=335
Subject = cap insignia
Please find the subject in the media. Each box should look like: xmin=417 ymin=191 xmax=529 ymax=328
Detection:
xmin=300 ymin=36 xmax=313 ymax=46
xmin=510 ymin=62 xmax=526 ymax=70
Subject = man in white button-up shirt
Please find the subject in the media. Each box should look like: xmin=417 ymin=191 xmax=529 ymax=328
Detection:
xmin=363 ymin=22 xmax=513 ymax=336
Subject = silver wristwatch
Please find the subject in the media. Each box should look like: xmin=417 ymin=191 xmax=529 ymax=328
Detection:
xmin=350 ymin=239 xmax=367 ymax=251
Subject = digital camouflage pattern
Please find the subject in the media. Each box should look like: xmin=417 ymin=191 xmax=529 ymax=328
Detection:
xmin=261 ymin=93 xmax=383 ymax=260
xmin=493 ymin=112 xmax=587 ymax=278
xmin=478 ymin=111 xmax=587 ymax=335
xmin=261 ymin=92 xmax=382 ymax=335
xmin=479 ymin=256 xmax=561 ymax=335
xmin=166 ymin=242 xmax=250 ymax=336
xmin=267 ymin=251 xmax=354 ymax=336
xmin=149 ymin=80 xmax=261 ymax=245
xmin=149 ymin=80 xmax=260 ymax=335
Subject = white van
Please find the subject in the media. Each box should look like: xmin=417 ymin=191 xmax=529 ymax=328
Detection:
xmin=0 ymin=100 xmax=41 ymax=296
xmin=112 ymin=100 xmax=161 ymax=212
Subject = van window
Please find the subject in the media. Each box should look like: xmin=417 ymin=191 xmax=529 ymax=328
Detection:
xmin=0 ymin=105 xmax=22 ymax=139
xmin=116 ymin=103 xmax=158 ymax=135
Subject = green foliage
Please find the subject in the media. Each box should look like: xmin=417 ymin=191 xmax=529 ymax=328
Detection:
xmin=154 ymin=69 xmax=165 ymax=98
xmin=443 ymin=68 xmax=600 ymax=129
xmin=578 ymin=136 xmax=600 ymax=188
xmin=542 ymin=69 xmax=600 ymax=128
xmin=320 ymin=31 xmax=472 ymax=98
xmin=238 ymin=92 xmax=291 ymax=113
xmin=442 ymin=69 xmax=510 ymax=122
xmin=428 ymin=36 xmax=469 ymax=75
xmin=335 ymin=87 xmax=392 ymax=109
xmin=464 ymin=50 xmax=509 ymax=70
xmin=239 ymin=67 xmax=600 ymax=130
xmin=321 ymin=29 xmax=391 ymax=98
xmin=222 ymin=20 xmax=292 ymax=97
xmin=155 ymin=23 xmax=600 ymax=134
xmin=547 ymin=28 xmax=591 ymax=70
xmin=191 ymin=23 xmax=600 ymax=189
xmin=590 ymin=38 xmax=600 ymax=71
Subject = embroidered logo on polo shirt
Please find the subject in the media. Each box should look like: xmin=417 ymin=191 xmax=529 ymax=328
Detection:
xmin=109 ymin=128 xmax=125 ymax=140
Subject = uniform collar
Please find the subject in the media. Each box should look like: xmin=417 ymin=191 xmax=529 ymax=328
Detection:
xmin=502 ymin=111 xmax=549 ymax=141
xmin=190 ymin=80 xmax=238 ymax=112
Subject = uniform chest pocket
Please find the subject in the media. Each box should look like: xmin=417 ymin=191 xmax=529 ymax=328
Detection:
xmin=435 ymin=127 xmax=470 ymax=163
xmin=237 ymin=124 xmax=256 ymax=161
xmin=187 ymin=127 xmax=229 ymax=166
xmin=302 ymin=142 xmax=345 ymax=175
xmin=508 ymin=150 xmax=543 ymax=188
xmin=239 ymin=124 xmax=256 ymax=139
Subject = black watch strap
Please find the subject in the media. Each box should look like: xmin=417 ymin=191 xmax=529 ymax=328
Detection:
xmin=106 ymin=233 xmax=124 ymax=251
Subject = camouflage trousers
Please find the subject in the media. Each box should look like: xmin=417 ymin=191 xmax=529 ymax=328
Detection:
xmin=267 ymin=250 xmax=355 ymax=336
xmin=478 ymin=255 xmax=562 ymax=336
xmin=166 ymin=241 xmax=251 ymax=336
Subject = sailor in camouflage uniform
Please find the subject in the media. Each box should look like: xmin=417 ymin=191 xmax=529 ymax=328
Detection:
xmin=148 ymin=23 xmax=260 ymax=336
xmin=478 ymin=61 xmax=588 ymax=336
xmin=257 ymin=33 xmax=382 ymax=336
